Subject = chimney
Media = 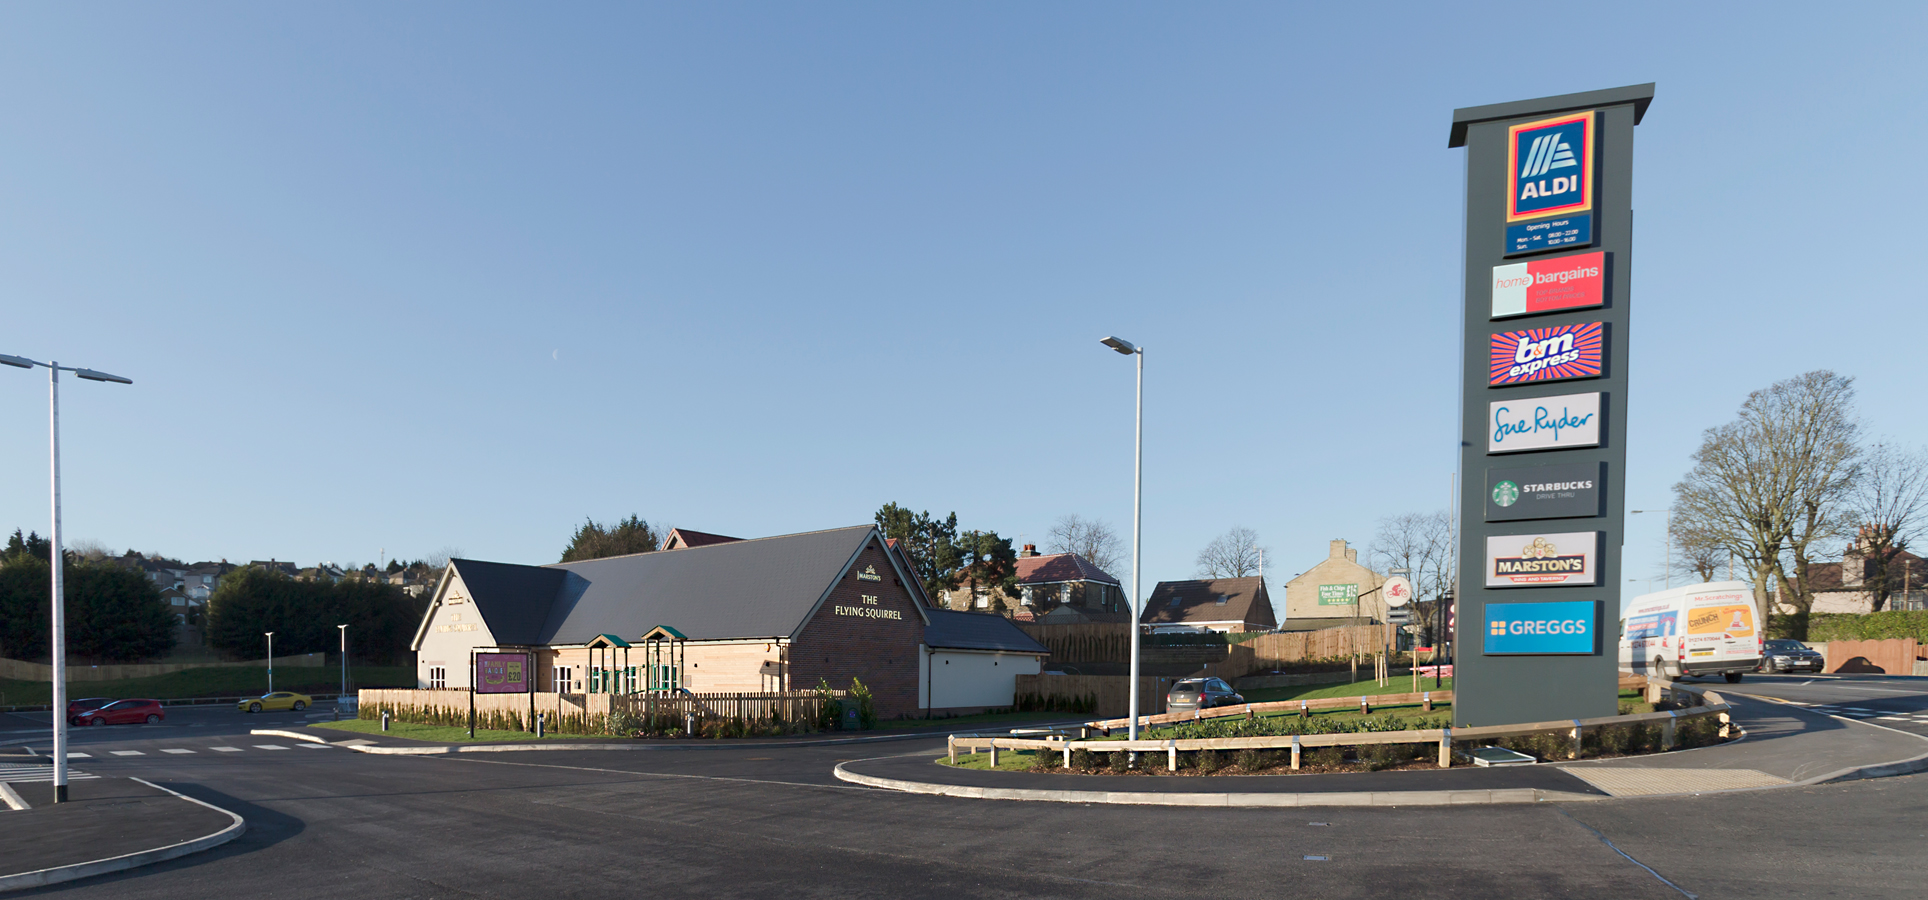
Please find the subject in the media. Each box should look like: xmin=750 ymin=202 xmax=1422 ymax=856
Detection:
xmin=1329 ymin=539 xmax=1347 ymax=559
xmin=1347 ymin=548 xmax=1357 ymax=563
xmin=1020 ymin=544 xmax=1039 ymax=558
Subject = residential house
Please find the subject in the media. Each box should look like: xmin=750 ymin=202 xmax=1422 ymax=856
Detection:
xmin=1141 ymin=577 xmax=1278 ymax=633
xmin=936 ymin=544 xmax=1124 ymax=621
xmin=1280 ymin=539 xmax=1388 ymax=629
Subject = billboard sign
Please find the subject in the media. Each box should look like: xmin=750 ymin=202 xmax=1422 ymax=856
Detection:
xmin=1485 ymin=531 xmax=1600 ymax=587
xmin=1488 ymin=392 xmax=1601 ymax=454
xmin=474 ymin=652 xmax=531 ymax=694
xmin=1317 ymin=584 xmax=1358 ymax=606
xmin=1490 ymin=251 xmax=1605 ymax=319
xmin=1486 ymin=461 xmax=1602 ymax=521
xmin=1482 ymin=600 xmax=1600 ymax=655
xmin=1507 ymin=111 xmax=1593 ymax=222
xmin=1489 ymin=322 xmax=1603 ymax=386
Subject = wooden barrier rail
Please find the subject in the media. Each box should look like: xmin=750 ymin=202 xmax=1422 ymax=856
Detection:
xmin=951 ymin=692 xmax=1732 ymax=772
xmin=1087 ymin=690 xmax=1454 ymax=732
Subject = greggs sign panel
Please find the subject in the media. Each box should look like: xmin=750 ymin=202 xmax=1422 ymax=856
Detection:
xmin=1485 ymin=531 xmax=1601 ymax=588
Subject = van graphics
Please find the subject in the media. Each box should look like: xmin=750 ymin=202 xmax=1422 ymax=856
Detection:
xmin=1491 ymin=251 xmax=1606 ymax=319
xmin=1624 ymin=610 xmax=1678 ymax=641
xmin=1482 ymin=600 xmax=1600 ymax=655
xmin=1485 ymin=462 xmax=1601 ymax=521
xmin=1485 ymin=531 xmax=1600 ymax=587
xmin=1687 ymin=604 xmax=1755 ymax=639
xmin=1489 ymin=323 xmax=1603 ymax=386
xmin=1507 ymin=110 xmax=1593 ymax=222
xmin=1488 ymin=392 xmax=1601 ymax=453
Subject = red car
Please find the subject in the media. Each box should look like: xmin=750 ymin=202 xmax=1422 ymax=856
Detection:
xmin=69 ymin=698 xmax=165 ymax=727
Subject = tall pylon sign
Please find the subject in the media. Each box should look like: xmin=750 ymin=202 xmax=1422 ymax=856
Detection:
xmin=1449 ymin=85 xmax=1654 ymax=726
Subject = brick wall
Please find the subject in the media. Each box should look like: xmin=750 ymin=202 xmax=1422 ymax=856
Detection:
xmin=788 ymin=537 xmax=926 ymax=718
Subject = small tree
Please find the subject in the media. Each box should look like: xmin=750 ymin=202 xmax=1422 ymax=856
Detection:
xmin=1046 ymin=515 xmax=1124 ymax=576
xmin=560 ymin=515 xmax=660 ymax=563
xmin=1196 ymin=527 xmax=1267 ymax=578
xmin=955 ymin=530 xmax=1019 ymax=615
xmin=874 ymin=503 xmax=963 ymax=600
xmin=849 ymin=677 xmax=877 ymax=729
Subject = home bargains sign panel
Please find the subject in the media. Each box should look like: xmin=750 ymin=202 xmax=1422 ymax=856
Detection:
xmin=475 ymin=653 xmax=531 ymax=694
xmin=1488 ymin=392 xmax=1600 ymax=453
xmin=1490 ymin=322 xmax=1603 ymax=386
xmin=1490 ymin=251 xmax=1605 ymax=319
xmin=1485 ymin=531 xmax=1600 ymax=588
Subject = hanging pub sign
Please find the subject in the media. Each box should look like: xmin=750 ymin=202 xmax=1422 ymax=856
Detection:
xmin=1484 ymin=531 xmax=1602 ymax=588
xmin=474 ymin=652 xmax=532 ymax=694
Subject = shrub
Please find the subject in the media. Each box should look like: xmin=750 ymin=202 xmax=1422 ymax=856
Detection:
xmin=1028 ymin=751 xmax=1060 ymax=772
xmin=1306 ymin=747 xmax=1343 ymax=768
xmin=1193 ymin=749 xmax=1224 ymax=774
xmin=1070 ymin=748 xmax=1095 ymax=770
xmin=849 ymin=678 xmax=877 ymax=730
xmin=1106 ymin=749 xmax=1131 ymax=772
xmin=813 ymin=679 xmax=841 ymax=731
xmin=1233 ymin=749 xmax=1268 ymax=772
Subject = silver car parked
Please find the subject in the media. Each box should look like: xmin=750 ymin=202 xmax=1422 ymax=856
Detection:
xmin=1166 ymin=677 xmax=1243 ymax=714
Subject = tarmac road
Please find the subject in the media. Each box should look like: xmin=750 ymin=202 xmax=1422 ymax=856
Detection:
xmin=4 ymin=705 xmax=1925 ymax=900
xmin=1716 ymin=672 xmax=1928 ymax=737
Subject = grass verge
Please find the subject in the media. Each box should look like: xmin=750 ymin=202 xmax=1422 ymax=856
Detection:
xmin=1240 ymin=676 xmax=1455 ymax=705
xmin=310 ymin=719 xmax=601 ymax=743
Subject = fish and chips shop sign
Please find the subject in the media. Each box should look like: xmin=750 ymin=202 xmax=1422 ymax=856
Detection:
xmin=474 ymin=652 xmax=532 ymax=694
xmin=1317 ymin=584 xmax=1358 ymax=606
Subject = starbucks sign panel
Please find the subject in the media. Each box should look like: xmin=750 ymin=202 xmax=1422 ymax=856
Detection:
xmin=1486 ymin=461 xmax=1602 ymax=521
xmin=1485 ymin=531 xmax=1601 ymax=588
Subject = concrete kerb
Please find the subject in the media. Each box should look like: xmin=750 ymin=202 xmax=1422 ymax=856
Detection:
xmin=0 ymin=778 xmax=245 ymax=894
xmin=247 ymin=726 xmax=1060 ymax=755
xmin=830 ymin=759 xmax=1598 ymax=807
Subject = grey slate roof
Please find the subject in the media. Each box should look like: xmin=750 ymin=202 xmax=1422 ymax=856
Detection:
xmin=442 ymin=525 xmax=892 ymax=647
xmin=923 ymin=609 xmax=1049 ymax=654
xmin=1142 ymin=577 xmax=1278 ymax=630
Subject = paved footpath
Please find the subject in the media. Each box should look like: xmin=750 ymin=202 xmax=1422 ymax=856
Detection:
xmin=0 ymin=769 xmax=242 ymax=887
xmin=837 ymin=689 xmax=1928 ymax=805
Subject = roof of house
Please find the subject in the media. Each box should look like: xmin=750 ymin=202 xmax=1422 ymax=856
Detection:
xmin=1141 ymin=577 xmax=1277 ymax=628
xmin=660 ymin=528 xmax=743 ymax=551
xmin=430 ymin=525 xmax=916 ymax=648
xmin=923 ymin=609 xmax=1049 ymax=653
xmin=1016 ymin=553 xmax=1119 ymax=586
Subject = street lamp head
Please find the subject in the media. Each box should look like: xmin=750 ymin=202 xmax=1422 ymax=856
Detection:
xmin=1099 ymin=336 xmax=1138 ymax=356
xmin=73 ymin=368 xmax=132 ymax=385
xmin=0 ymin=354 xmax=35 ymax=369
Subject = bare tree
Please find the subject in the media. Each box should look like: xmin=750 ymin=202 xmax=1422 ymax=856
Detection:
xmin=1370 ymin=510 xmax=1455 ymax=642
xmin=1045 ymin=514 xmax=1124 ymax=577
xmin=1671 ymin=371 xmax=1861 ymax=639
xmin=1848 ymin=442 xmax=1928 ymax=612
xmin=1195 ymin=527 xmax=1266 ymax=579
xmin=1669 ymin=527 xmax=1726 ymax=584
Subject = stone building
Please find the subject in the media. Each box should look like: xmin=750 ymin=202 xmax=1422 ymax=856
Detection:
xmin=1281 ymin=539 xmax=1389 ymax=629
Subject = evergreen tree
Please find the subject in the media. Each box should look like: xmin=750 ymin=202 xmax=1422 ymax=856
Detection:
xmin=559 ymin=515 xmax=660 ymax=562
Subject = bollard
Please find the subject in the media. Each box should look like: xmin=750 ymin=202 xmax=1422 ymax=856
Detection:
xmin=1662 ymin=710 xmax=1678 ymax=750
xmin=536 ymin=712 xmax=545 ymax=738
xmin=1422 ymin=691 xmax=1432 ymax=713
xmin=686 ymin=713 xmax=695 ymax=736
xmin=948 ymin=735 xmax=957 ymax=765
xmin=1167 ymin=741 xmax=1178 ymax=772
xmin=1438 ymin=728 xmax=1452 ymax=767
xmin=381 ymin=709 xmax=390 ymax=732
xmin=1291 ymin=735 xmax=1301 ymax=770
xmin=988 ymin=742 xmax=998 ymax=768
xmin=1300 ymin=701 xmax=1308 ymax=720
xmin=1246 ymin=704 xmax=1255 ymax=722
xmin=1570 ymin=720 xmax=1583 ymax=760
xmin=1062 ymin=740 xmax=1072 ymax=769
xmin=1361 ymin=697 xmax=1371 ymax=715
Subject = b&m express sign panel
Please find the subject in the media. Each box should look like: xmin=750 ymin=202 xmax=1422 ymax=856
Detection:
xmin=1490 ymin=251 xmax=1604 ymax=319
xmin=1490 ymin=322 xmax=1603 ymax=386
xmin=1483 ymin=600 xmax=1600 ymax=655
xmin=1507 ymin=111 xmax=1593 ymax=222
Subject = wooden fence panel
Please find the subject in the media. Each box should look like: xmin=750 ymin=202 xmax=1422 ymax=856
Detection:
xmin=1824 ymin=639 xmax=1919 ymax=675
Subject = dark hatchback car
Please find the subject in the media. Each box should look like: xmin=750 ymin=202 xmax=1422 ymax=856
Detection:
xmin=1166 ymin=677 xmax=1244 ymax=714
xmin=69 ymin=698 xmax=166 ymax=727
xmin=1758 ymin=640 xmax=1824 ymax=674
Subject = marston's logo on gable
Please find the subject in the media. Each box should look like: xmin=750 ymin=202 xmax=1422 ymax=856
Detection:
xmin=856 ymin=565 xmax=882 ymax=582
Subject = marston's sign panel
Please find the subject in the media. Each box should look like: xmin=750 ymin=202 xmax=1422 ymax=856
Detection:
xmin=1491 ymin=251 xmax=1605 ymax=319
xmin=1482 ymin=600 xmax=1600 ymax=655
xmin=1485 ymin=531 xmax=1601 ymax=587
xmin=1486 ymin=461 xmax=1602 ymax=521
xmin=1507 ymin=111 xmax=1594 ymax=223
xmin=1489 ymin=322 xmax=1604 ymax=386
xmin=1488 ymin=391 xmax=1601 ymax=453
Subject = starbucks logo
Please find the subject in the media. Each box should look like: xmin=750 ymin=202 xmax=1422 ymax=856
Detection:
xmin=1492 ymin=480 xmax=1520 ymax=507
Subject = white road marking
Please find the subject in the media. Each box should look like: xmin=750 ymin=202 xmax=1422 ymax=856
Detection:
xmin=160 ymin=748 xmax=195 ymax=754
xmin=66 ymin=752 xmax=92 ymax=758
xmin=295 ymin=744 xmax=332 ymax=749
xmin=109 ymin=750 xmax=145 ymax=756
xmin=253 ymin=744 xmax=290 ymax=750
xmin=209 ymin=747 xmax=243 ymax=752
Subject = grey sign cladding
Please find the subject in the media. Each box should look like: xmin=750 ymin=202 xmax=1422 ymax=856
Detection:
xmin=1486 ymin=461 xmax=1602 ymax=521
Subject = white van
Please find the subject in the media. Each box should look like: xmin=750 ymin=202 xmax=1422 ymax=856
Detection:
xmin=1618 ymin=582 xmax=1762 ymax=683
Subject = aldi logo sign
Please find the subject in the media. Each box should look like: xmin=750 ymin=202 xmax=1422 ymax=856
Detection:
xmin=1507 ymin=111 xmax=1593 ymax=222
xmin=1489 ymin=322 xmax=1603 ymax=386
xmin=1482 ymin=600 xmax=1600 ymax=655
xmin=1491 ymin=251 xmax=1605 ymax=319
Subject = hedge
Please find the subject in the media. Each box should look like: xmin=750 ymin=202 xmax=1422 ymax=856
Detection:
xmin=1806 ymin=611 xmax=1928 ymax=643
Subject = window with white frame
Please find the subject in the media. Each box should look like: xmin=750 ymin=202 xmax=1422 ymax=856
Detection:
xmin=1020 ymin=585 xmax=1034 ymax=606
xmin=553 ymin=666 xmax=572 ymax=692
xmin=1060 ymin=583 xmax=1073 ymax=604
xmin=974 ymin=589 xmax=988 ymax=609
xmin=429 ymin=666 xmax=447 ymax=690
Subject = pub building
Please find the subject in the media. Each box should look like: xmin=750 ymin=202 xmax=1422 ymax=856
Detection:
xmin=412 ymin=524 xmax=1049 ymax=718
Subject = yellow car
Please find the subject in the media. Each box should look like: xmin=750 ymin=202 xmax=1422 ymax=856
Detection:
xmin=238 ymin=691 xmax=313 ymax=713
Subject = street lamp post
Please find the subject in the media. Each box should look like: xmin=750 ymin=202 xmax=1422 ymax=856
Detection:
xmin=1632 ymin=510 xmax=1670 ymax=589
xmin=266 ymin=632 xmax=275 ymax=693
xmin=1099 ymin=336 xmax=1145 ymax=746
xmin=0 ymin=353 xmax=132 ymax=804
xmin=338 ymin=624 xmax=349 ymax=698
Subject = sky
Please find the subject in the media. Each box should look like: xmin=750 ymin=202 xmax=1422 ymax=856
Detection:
xmin=1 ymin=3 xmax=1923 ymax=606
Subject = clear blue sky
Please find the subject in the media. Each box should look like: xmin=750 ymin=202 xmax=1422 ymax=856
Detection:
xmin=2 ymin=4 xmax=1922 ymax=604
